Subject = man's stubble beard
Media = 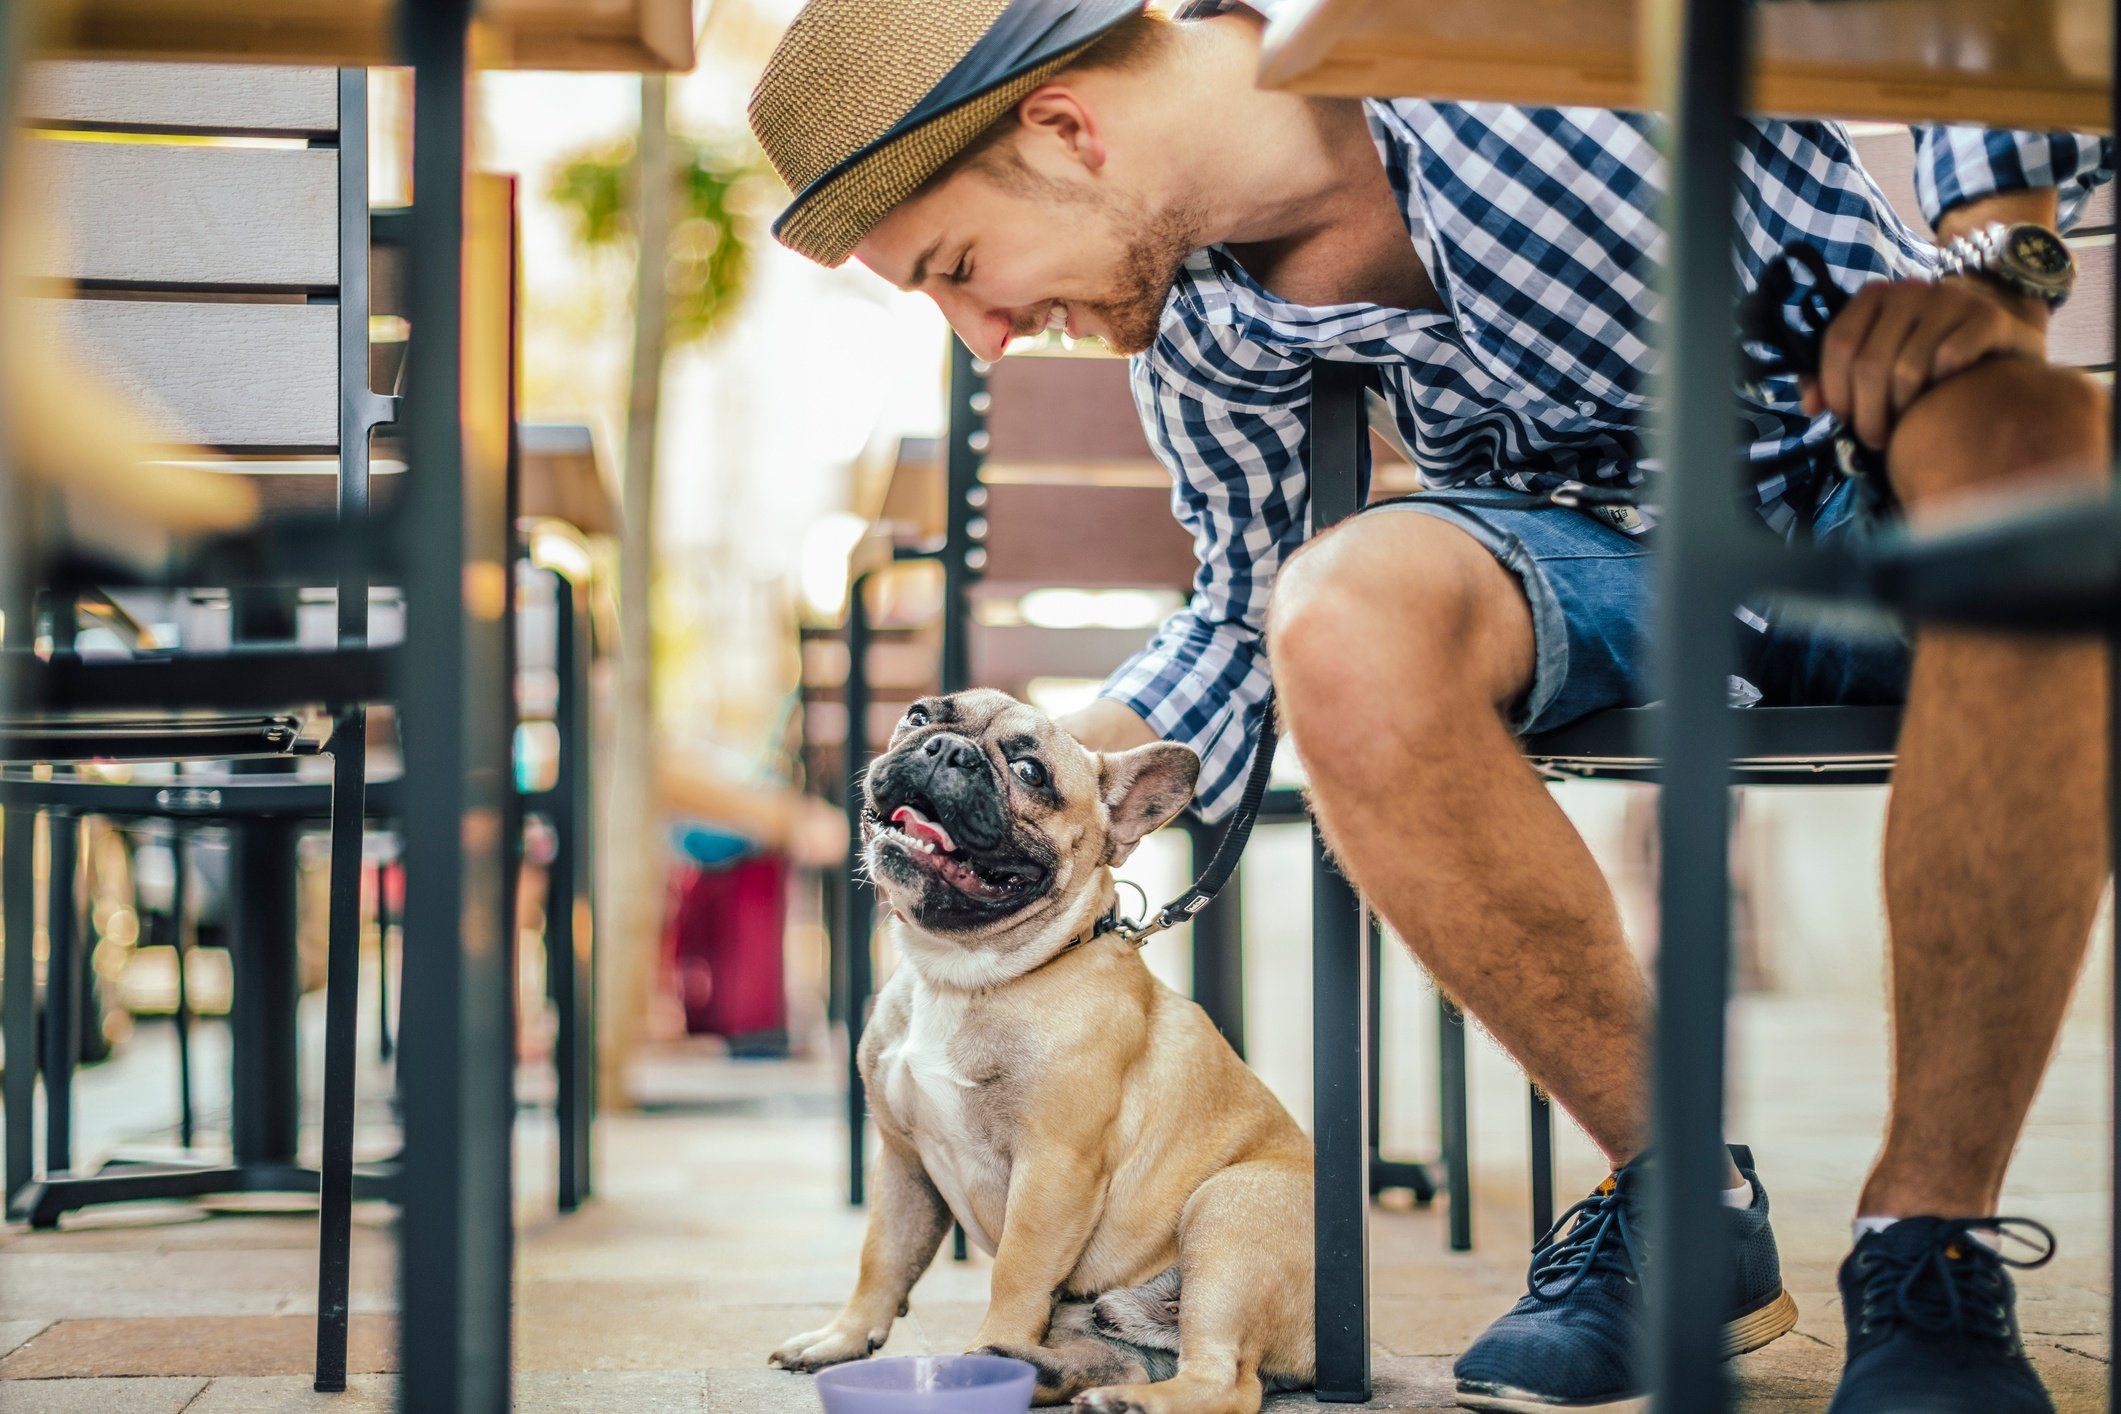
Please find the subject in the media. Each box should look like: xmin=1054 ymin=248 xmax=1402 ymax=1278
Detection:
xmin=1080 ymin=202 xmax=1200 ymax=356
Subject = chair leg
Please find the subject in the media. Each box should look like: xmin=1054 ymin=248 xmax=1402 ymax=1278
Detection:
xmin=1366 ymin=915 xmax=1436 ymax=1205
xmin=842 ymin=573 xmax=876 ymax=1209
xmin=315 ymin=707 xmax=367 ymax=1392
xmin=1439 ymin=996 xmax=1472 ymax=1253
xmin=1529 ymin=1084 xmax=1555 ymax=1241
xmin=170 ymin=830 xmax=195 ymax=1151
xmin=3 ymin=806 xmax=36 ymax=1208
xmin=43 ymin=812 xmax=78 ymax=1187
xmin=1312 ymin=829 xmax=1370 ymax=1403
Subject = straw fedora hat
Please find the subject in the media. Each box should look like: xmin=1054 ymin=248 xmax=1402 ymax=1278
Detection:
xmin=750 ymin=0 xmax=1146 ymax=267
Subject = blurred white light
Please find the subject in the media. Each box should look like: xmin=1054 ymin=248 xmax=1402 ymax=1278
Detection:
xmin=530 ymin=528 xmax=595 ymax=585
xmin=1025 ymin=677 xmax=1104 ymax=718
xmin=800 ymin=512 xmax=870 ymax=620
xmin=1019 ymin=588 xmax=1176 ymax=630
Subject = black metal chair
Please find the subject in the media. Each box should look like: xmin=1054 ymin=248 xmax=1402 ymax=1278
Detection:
xmin=0 ymin=61 xmax=394 ymax=1392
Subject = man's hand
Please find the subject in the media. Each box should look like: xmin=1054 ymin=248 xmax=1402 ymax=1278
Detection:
xmin=1054 ymin=696 xmax=1158 ymax=754
xmin=1802 ymin=275 xmax=2047 ymax=453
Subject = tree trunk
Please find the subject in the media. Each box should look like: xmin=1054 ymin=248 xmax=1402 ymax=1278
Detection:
xmin=598 ymin=73 xmax=673 ymax=1112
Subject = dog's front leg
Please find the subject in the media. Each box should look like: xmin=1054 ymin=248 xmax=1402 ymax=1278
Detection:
xmin=970 ymin=1149 xmax=1108 ymax=1363
xmin=772 ymin=1135 xmax=952 ymax=1372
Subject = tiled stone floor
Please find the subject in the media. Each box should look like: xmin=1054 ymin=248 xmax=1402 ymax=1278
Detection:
xmin=2 ymin=995 xmax=2113 ymax=1412
xmin=1 ymin=784 xmax=2113 ymax=1409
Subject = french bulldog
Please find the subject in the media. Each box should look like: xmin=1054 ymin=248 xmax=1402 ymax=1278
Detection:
xmin=770 ymin=689 xmax=1314 ymax=1414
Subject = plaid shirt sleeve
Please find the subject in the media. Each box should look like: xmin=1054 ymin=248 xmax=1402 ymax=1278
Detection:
xmin=1098 ymin=317 xmax=1318 ymax=822
xmin=1911 ymin=124 xmax=2114 ymax=232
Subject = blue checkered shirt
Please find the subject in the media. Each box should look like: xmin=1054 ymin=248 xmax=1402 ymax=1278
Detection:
xmin=1100 ymin=60 xmax=2110 ymax=819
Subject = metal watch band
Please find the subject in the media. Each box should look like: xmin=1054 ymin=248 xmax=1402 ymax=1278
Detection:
xmin=1934 ymin=221 xmax=2073 ymax=308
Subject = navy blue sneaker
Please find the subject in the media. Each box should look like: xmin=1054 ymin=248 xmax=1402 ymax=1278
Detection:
xmin=1453 ymin=1144 xmax=1797 ymax=1411
xmin=1826 ymin=1216 xmax=2057 ymax=1414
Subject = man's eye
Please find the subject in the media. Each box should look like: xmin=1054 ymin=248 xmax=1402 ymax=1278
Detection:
xmin=1011 ymin=759 xmax=1047 ymax=788
xmin=904 ymin=704 xmax=930 ymax=726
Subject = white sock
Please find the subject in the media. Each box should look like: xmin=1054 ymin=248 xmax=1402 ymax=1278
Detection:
xmin=1852 ymin=1214 xmax=2000 ymax=1250
xmin=1852 ymin=1214 xmax=1899 ymax=1243
xmin=1723 ymin=1178 xmax=1753 ymax=1208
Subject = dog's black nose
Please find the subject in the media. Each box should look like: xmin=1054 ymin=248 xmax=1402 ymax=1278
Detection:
xmin=920 ymin=732 xmax=982 ymax=771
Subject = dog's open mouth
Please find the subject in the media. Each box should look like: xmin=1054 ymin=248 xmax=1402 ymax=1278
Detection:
xmin=865 ymin=800 xmax=1044 ymax=903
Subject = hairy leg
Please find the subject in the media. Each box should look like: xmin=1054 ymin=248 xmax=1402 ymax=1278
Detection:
xmin=1863 ymin=357 xmax=2111 ymax=1217
xmin=1269 ymin=512 xmax=1657 ymax=1166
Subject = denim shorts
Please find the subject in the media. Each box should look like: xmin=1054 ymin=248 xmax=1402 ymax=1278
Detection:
xmin=1377 ymin=479 xmax=1912 ymax=736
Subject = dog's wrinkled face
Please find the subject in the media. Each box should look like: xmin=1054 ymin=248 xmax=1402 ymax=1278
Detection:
xmin=862 ymin=690 xmax=1199 ymax=949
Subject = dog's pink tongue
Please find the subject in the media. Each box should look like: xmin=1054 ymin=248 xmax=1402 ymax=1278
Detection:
xmin=892 ymin=805 xmax=957 ymax=853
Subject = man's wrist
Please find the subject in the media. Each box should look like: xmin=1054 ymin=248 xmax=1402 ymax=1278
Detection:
xmin=1939 ymin=270 xmax=2051 ymax=337
xmin=1056 ymin=696 xmax=1159 ymax=754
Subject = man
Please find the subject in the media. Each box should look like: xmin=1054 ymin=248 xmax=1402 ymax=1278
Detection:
xmin=749 ymin=1 xmax=2114 ymax=1409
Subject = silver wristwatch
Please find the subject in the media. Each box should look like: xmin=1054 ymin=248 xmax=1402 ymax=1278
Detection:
xmin=1933 ymin=221 xmax=2075 ymax=307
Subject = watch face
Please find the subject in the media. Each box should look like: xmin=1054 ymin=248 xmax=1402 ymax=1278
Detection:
xmin=2007 ymin=226 xmax=2071 ymax=279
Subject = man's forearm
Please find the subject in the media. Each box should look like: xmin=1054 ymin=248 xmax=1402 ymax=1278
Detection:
xmin=1055 ymin=695 xmax=1160 ymax=753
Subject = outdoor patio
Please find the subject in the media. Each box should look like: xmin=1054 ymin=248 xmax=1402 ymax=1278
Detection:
xmin=3 ymin=796 xmax=2113 ymax=1410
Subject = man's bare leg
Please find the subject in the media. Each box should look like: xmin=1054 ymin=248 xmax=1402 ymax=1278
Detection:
xmin=1267 ymin=511 xmax=1662 ymax=1168
xmin=1862 ymin=357 xmax=2111 ymax=1219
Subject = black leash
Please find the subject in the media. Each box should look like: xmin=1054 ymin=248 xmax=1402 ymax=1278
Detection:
xmin=1105 ymin=689 xmax=1281 ymax=946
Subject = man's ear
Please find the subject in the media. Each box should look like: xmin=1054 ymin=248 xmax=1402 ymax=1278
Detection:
xmin=1098 ymin=741 xmax=1200 ymax=865
xmin=1017 ymin=84 xmax=1106 ymax=173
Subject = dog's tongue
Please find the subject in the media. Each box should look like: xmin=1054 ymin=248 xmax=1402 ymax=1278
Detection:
xmin=892 ymin=805 xmax=957 ymax=853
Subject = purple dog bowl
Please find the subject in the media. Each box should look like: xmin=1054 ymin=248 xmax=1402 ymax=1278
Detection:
xmin=814 ymin=1355 xmax=1036 ymax=1414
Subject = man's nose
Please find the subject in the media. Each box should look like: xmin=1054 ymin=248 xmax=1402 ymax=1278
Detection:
xmin=931 ymin=290 xmax=1013 ymax=362
xmin=920 ymin=732 xmax=984 ymax=772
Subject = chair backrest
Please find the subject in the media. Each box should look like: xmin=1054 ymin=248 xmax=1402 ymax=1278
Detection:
xmin=20 ymin=62 xmax=389 ymax=532
xmin=979 ymin=352 xmax=1197 ymax=595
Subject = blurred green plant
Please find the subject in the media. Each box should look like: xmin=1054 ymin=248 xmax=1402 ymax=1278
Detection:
xmin=549 ymin=135 xmax=760 ymax=346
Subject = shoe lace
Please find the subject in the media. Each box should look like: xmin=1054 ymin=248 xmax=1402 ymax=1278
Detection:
xmin=1853 ymin=1217 xmax=2056 ymax=1343
xmin=1527 ymin=1171 xmax=1643 ymax=1303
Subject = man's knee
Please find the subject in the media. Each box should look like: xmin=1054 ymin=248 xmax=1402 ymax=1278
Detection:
xmin=1266 ymin=513 xmax=1531 ymax=739
xmin=1888 ymin=357 xmax=2109 ymax=508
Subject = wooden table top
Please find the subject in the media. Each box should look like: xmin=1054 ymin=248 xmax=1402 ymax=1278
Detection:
xmin=1261 ymin=0 xmax=2111 ymax=132
xmin=37 ymin=0 xmax=699 ymax=73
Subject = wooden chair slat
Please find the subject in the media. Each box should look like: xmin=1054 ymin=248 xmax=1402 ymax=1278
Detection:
xmin=984 ymin=355 xmax=1156 ymax=463
xmin=977 ymin=481 xmax=1196 ymax=591
xmin=32 ymin=139 xmax=337 ymax=290
xmin=44 ymin=300 xmax=339 ymax=450
xmin=24 ymin=60 xmax=338 ymax=138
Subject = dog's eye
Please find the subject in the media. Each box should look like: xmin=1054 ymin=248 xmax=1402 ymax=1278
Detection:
xmin=1011 ymin=758 xmax=1047 ymax=788
xmin=903 ymin=704 xmax=930 ymax=727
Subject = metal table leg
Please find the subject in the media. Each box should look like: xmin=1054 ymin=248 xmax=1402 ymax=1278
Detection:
xmin=230 ymin=816 xmax=301 ymax=1168
xmin=1649 ymin=1 xmax=1753 ymax=1409
xmin=396 ymin=1 xmax=519 ymax=1404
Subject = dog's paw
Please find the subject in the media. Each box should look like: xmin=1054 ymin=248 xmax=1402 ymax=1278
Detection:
xmin=1073 ymin=1386 xmax=1151 ymax=1414
xmin=768 ymin=1322 xmax=883 ymax=1372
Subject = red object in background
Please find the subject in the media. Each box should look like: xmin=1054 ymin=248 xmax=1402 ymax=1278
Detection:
xmin=665 ymin=853 xmax=789 ymax=1051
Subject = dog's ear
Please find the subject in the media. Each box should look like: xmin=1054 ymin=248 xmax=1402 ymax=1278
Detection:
xmin=1097 ymin=742 xmax=1200 ymax=864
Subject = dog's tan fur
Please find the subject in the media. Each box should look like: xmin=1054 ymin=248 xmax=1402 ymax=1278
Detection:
xmin=771 ymin=690 xmax=1314 ymax=1414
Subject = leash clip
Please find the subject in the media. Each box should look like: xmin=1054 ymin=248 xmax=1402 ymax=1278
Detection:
xmin=1107 ymin=879 xmax=1159 ymax=945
